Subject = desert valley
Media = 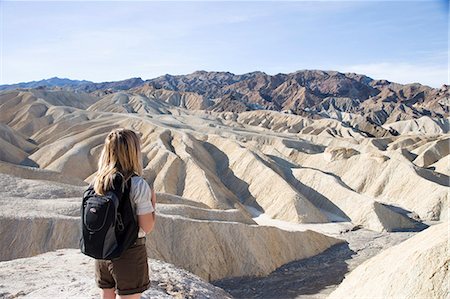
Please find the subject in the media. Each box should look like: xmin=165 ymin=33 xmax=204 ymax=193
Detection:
xmin=0 ymin=70 xmax=448 ymax=298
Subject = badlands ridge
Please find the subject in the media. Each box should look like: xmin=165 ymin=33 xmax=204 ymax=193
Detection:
xmin=0 ymin=71 xmax=448 ymax=298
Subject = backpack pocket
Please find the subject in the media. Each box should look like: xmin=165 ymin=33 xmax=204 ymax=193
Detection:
xmin=84 ymin=197 xmax=112 ymax=232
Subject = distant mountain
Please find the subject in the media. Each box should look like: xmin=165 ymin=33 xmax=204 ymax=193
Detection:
xmin=144 ymin=70 xmax=449 ymax=127
xmin=77 ymin=77 xmax=145 ymax=93
xmin=1 ymin=71 xmax=448 ymax=130
xmin=0 ymin=77 xmax=144 ymax=93
xmin=0 ymin=77 xmax=93 ymax=91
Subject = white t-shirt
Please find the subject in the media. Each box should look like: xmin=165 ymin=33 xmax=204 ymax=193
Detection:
xmin=128 ymin=176 xmax=155 ymax=238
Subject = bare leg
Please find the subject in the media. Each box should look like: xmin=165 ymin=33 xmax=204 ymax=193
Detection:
xmin=117 ymin=293 xmax=142 ymax=299
xmin=100 ymin=288 xmax=116 ymax=299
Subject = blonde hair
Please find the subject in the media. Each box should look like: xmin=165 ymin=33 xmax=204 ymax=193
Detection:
xmin=93 ymin=128 xmax=143 ymax=195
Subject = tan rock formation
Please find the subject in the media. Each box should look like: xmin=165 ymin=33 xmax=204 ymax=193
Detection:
xmin=329 ymin=222 xmax=449 ymax=299
xmin=0 ymin=172 xmax=342 ymax=281
xmin=430 ymin=155 xmax=450 ymax=175
xmin=383 ymin=116 xmax=450 ymax=135
xmin=0 ymin=88 xmax=445 ymax=232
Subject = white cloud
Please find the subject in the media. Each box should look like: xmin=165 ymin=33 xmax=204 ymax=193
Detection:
xmin=338 ymin=62 xmax=448 ymax=88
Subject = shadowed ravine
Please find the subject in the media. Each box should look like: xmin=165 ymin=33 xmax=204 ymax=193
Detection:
xmin=213 ymin=228 xmax=420 ymax=298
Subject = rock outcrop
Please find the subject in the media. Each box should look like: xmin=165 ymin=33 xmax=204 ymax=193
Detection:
xmin=382 ymin=116 xmax=450 ymax=135
xmin=329 ymin=222 xmax=449 ymax=299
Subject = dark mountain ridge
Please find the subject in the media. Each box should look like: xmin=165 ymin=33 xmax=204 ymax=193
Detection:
xmin=0 ymin=77 xmax=93 ymax=91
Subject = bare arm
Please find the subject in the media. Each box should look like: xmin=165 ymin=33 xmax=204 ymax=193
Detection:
xmin=138 ymin=188 xmax=156 ymax=234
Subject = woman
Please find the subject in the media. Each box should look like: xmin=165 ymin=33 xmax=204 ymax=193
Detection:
xmin=93 ymin=128 xmax=156 ymax=299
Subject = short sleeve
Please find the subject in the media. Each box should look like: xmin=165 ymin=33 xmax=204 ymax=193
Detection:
xmin=130 ymin=176 xmax=155 ymax=215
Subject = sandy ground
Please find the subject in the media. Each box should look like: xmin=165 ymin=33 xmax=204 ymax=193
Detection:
xmin=0 ymin=249 xmax=232 ymax=299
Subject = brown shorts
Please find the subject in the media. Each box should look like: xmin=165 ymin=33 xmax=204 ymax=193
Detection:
xmin=95 ymin=242 xmax=150 ymax=295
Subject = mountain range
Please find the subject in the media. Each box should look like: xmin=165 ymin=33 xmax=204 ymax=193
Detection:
xmin=1 ymin=71 xmax=448 ymax=128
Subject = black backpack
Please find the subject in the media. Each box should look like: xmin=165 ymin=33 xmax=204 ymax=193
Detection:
xmin=80 ymin=172 xmax=139 ymax=260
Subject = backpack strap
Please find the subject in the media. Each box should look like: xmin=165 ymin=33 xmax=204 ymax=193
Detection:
xmin=114 ymin=172 xmax=139 ymax=199
xmin=123 ymin=173 xmax=137 ymax=189
xmin=124 ymin=173 xmax=139 ymax=222
xmin=111 ymin=172 xmax=126 ymax=194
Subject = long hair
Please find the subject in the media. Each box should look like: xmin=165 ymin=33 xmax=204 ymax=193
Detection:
xmin=93 ymin=128 xmax=143 ymax=195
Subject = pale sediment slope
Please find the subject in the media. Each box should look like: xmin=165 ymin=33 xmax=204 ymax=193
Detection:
xmin=0 ymin=90 xmax=98 ymax=136
xmin=220 ymin=110 xmax=371 ymax=139
xmin=0 ymin=161 xmax=87 ymax=186
xmin=205 ymin=136 xmax=329 ymax=223
xmin=386 ymin=134 xmax=442 ymax=152
xmin=0 ymin=81 xmax=448 ymax=297
xmin=251 ymin=143 xmax=419 ymax=232
xmin=3 ymin=112 xmax=435 ymax=230
xmin=430 ymin=155 xmax=450 ymax=175
xmin=293 ymin=147 xmax=448 ymax=221
xmin=87 ymin=86 xmax=211 ymax=112
xmin=0 ymin=137 xmax=31 ymax=165
xmin=135 ymin=84 xmax=211 ymax=110
xmin=1 ymin=90 xmax=444 ymax=232
xmin=0 ymin=172 xmax=342 ymax=281
xmin=87 ymin=92 xmax=172 ymax=114
xmin=0 ymin=172 xmax=84 ymax=200
xmin=0 ymin=123 xmax=36 ymax=153
xmin=147 ymin=214 xmax=341 ymax=281
xmin=385 ymin=134 xmax=450 ymax=177
xmin=412 ymin=136 xmax=449 ymax=167
xmin=0 ymin=216 xmax=80 ymax=262
xmin=0 ymin=124 xmax=37 ymax=165
xmin=0 ymin=89 xmax=98 ymax=110
xmin=29 ymin=126 xmax=111 ymax=179
xmin=23 ymin=113 xmax=330 ymax=224
xmin=382 ymin=116 xmax=450 ymax=135
xmin=0 ymin=209 xmax=341 ymax=281
xmin=0 ymin=249 xmax=232 ymax=299
xmin=326 ymin=110 xmax=393 ymax=137
xmin=329 ymin=222 xmax=449 ymax=299
xmin=156 ymin=204 xmax=256 ymax=224
xmin=289 ymin=167 xmax=418 ymax=232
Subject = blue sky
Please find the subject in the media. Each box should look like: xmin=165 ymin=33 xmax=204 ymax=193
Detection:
xmin=1 ymin=1 xmax=448 ymax=87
